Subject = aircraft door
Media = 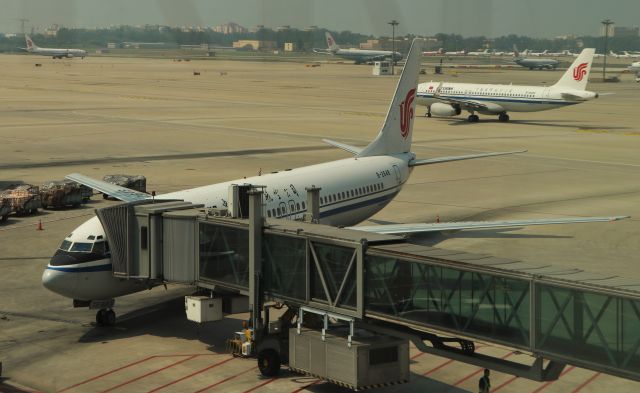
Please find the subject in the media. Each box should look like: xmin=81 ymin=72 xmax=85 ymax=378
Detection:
xmin=288 ymin=200 xmax=296 ymax=218
xmin=278 ymin=202 xmax=287 ymax=218
xmin=392 ymin=165 xmax=401 ymax=185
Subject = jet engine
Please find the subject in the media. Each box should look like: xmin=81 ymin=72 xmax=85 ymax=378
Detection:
xmin=430 ymin=102 xmax=461 ymax=117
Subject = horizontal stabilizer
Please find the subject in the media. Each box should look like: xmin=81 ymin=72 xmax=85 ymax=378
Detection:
xmin=65 ymin=173 xmax=152 ymax=203
xmin=409 ymin=150 xmax=526 ymax=167
xmin=349 ymin=216 xmax=630 ymax=235
xmin=322 ymin=139 xmax=362 ymax=155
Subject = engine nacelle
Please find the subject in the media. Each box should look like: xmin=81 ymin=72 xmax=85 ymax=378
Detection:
xmin=67 ymin=54 xmax=74 ymax=58
xmin=430 ymin=102 xmax=461 ymax=117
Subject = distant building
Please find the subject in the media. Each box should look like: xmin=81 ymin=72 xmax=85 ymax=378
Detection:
xmin=276 ymin=25 xmax=291 ymax=32
xmin=614 ymin=26 xmax=639 ymax=38
xmin=45 ymin=24 xmax=59 ymax=37
xmin=304 ymin=26 xmax=319 ymax=32
xmin=284 ymin=42 xmax=295 ymax=52
xmin=232 ymin=40 xmax=276 ymax=50
xmin=600 ymin=24 xmax=615 ymax=37
xmin=213 ymin=22 xmax=248 ymax=35
xmin=250 ymin=25 xmax=265 ymax=33
xmin=360 ymin=39 xmax=381 ymax=50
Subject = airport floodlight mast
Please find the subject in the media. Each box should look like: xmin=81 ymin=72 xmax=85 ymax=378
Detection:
xmin=388 ymin=19 xmax=399 ymax=74
xmin=601 ymin=18 xmax=614 ymax=81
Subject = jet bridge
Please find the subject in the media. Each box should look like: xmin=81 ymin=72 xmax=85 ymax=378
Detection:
xmin=95 ymin=193 xmax=640 ymax=384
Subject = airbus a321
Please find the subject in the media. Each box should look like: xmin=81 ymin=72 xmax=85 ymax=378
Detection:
xmin=24 ymin=35 xmax=87 ymax=59
xmin=41 ymin=40 xmax=626 ymax=326
xmin=417 ymin=48 xmax=597 ymax=122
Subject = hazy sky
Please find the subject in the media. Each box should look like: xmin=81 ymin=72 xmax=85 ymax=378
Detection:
xmin=2 ymin=0 xmax=639 ymax=38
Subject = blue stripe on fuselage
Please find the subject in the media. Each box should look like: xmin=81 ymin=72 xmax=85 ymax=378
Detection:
xmin=47 ymin=264 xmax=113 ymax=273
xmin=417 ymin=93 xmax=576 ymax=106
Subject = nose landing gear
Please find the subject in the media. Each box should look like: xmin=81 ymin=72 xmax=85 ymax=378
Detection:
xmin=96 ymin=308 xmax=116 ymax=326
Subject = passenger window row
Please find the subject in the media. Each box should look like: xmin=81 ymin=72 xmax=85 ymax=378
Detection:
xmin=267 ymin=201 xmax=307 ymax=218
xmin=320 ymin=182 xmax=384 ymax=206
xmin=265 ymin=182 xmax=385 ymax=219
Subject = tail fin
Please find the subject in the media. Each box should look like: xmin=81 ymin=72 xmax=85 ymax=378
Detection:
xmin=358 ymin=39 xmax=424 ymax=157
xmin=553 ymin=48 xmax=595 ymax=90
xmin=325 ymin=32 xmax=340 ymax=52
xmin=513 ymin=44 xmax=520 ymax=58
xmin=25 ymin=35 xmax=37 ymax=50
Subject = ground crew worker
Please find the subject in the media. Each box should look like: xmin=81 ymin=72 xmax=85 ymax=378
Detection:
xmin=479 ymin=368 xmax=491 ymax=392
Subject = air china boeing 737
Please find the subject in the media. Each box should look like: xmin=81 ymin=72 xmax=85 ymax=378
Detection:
xmin=41 ymin=40 xmax=626 ymax=326
xmin=417 ymin=48 xmax=597 ymax=122
xmin=24 ymin=35 xmax=87 ymax=59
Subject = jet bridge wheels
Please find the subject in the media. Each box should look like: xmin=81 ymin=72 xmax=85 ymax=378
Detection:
xmin=498 ymin=113 xmax=510 ymax=122
xmin=468 ymin=114 xmax=480 ymax=122
xmin=96 ymin=309 xmax=116 ymax=326
xmin=258 ymin=349 xmax=281 ymax=377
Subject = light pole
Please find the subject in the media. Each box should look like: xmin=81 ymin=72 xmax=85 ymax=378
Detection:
xmin=601 ymin=19 xmax=614 ymax=81
xmin=388 ymin=20 xmax=399 ymax=74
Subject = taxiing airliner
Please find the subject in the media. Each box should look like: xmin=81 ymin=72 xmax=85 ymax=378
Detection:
xmin=313 ymin=32 xmax=402 ymax=64
xmin=417 ymin=48 xmax=597 ymax=122
xmin=24 ymin=35 xmax=87 ymax=59
xmin=41 ymin=40 xmax=626 ymax=326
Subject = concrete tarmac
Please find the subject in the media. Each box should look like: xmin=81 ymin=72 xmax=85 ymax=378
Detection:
xmin=0 ymin=54 xmax=639 ymax=392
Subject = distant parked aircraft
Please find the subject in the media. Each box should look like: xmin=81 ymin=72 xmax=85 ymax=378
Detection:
xmin=630 ymin=61 xmax=640 ymax=82
xmin=512 ymin=45 xmax=559 ymax=70
xmin=24 ymin=35 xmax=87 ymax=59
xmin=313 ymin=32 xmax=402 ymax=64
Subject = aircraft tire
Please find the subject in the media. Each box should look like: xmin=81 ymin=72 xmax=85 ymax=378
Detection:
xmin=499 ymin=113 xmax=510 ymax=122
xmin=105 ymin=310 xmax=116 ymax=326
xmin=96 ymin=309 xmax=106 ymax=326
xmin=468 ymin=115 xmax=479 ymax=122
xmin=257 ymin=349 xmax=281 ymax=377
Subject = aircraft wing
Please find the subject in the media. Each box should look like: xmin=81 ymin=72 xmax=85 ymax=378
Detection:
xmin=65 ymin=173 xmax=153 ymax=203
xmin=323 ymin=139 xmax=363 ymax=155
xmin=348 ymin=216 xmax=629 ymax=235
xmin=409 ymin=150 xmax=526 ymax=167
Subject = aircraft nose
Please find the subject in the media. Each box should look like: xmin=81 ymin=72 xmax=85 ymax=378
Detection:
xmin=42 ymin=267 xmax=78 ymax=299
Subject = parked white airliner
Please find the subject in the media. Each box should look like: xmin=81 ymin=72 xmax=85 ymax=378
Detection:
xmin=41 ymin=40 xmax=626 ymax=326
xmin=417 ymin=48 xmax=597 ymax=122
xmin=24 ymin=35 xmax=87 ymax=59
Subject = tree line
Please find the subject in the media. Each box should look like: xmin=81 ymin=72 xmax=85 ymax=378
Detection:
xmin=1 ymin=26 xmax=639 ymax=53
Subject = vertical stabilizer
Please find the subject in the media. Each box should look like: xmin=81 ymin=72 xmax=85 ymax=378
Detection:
xmin=325 ymin=32 xmax=340 ymax=52
xmin=358 ymin=39 xmax=424 ymax=157
xmin=553 ymin=48 xmax=595 ymax=90
xmin=25 ymin=35 xmax=37 ymax=50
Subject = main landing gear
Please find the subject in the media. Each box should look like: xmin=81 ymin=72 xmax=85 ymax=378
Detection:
xmin=467 ymin=114 xmax=479 ymax=122
xmin=96 ymin=308 xmax=116 ymax=326
xmin=498 ymin=113 xmax=510 ymax=122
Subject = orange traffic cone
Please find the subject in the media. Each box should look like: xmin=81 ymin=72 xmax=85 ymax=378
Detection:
xmin=36 ymin=220 xmax=43 ymax=231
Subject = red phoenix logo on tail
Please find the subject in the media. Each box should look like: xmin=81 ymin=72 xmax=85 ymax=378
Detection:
xmin=573 ymin=62 xmax=588 ymax=81
xmin=399 ymin=88 xmax=416 ymax=139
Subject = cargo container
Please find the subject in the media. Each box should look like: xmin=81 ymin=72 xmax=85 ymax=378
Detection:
xmin=102 ymin=174 xmax=147 ymax=199
xmin=0 ymin=185 xmax=41 ymax=215
xmin=40 ymin=181 xmax=83 ymax=209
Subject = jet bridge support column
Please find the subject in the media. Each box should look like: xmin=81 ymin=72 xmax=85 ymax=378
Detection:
xmin=248 ymin=189 xmax=264 ymax=333
xmin=303 ymin=187 xmax=321 ymax=223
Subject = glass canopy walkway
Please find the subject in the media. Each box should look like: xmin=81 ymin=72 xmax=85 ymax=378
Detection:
xmin=96 ymin=200 xmax=640 ymax=382
xmin=195 ymin=217 xmax=640 ymax=381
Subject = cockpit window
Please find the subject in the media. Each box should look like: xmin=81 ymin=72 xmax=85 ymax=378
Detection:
xmin=92 ymin=241 xmax=105 ymax=256
xmin=70 ymin=242 xmax=93 ymax=252
xmin=59 ymin=240 xmax=72 ymax=251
